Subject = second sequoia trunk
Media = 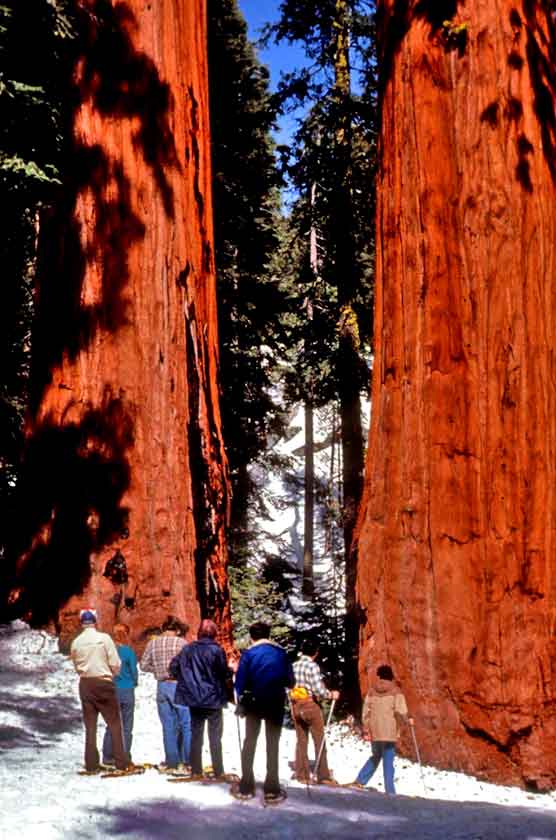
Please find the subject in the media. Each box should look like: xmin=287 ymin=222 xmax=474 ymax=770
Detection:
xmin=355 ymin=1 xmax=556 ymax=788
xmin=2 ymin=0 xmax=233 ymax=652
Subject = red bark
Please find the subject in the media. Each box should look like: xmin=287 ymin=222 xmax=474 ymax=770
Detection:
xmin=5 ymin=0 xmax=233 ymax=654
xmin=355 ymin=1 xmax=556 ymax=789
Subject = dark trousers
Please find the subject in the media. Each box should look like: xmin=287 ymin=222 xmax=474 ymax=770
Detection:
xmin=79 ymin=678 xmax=127 ymax=771
xmin=240 ymin=710 xmax=282 ymax=795
xmin=293 ymin=699 xmax=331 ymax=781
xmin=190 ymin=707 xmax=224 ymax=776
xmin=102 ymin=687 xmax=135 ymax=764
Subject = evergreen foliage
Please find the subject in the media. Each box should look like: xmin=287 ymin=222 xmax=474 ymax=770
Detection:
xmin=229 ymin=563 xmax=291 ymax=650
xmin=263 ymin=0 xmax=378 ymax=710
xmin=268 ymin=0 xmax=376 ymax=407
xmin=0 ymin=0 xmax=76 ymax=522
xmin=208 ymin=0 xmax=291 ymax=566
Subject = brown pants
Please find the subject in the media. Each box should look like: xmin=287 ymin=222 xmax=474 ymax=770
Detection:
xmin=293 ymin=699 xmax=331 ymax=781
xmin=79 ymin=678 xmax=127 ymax=771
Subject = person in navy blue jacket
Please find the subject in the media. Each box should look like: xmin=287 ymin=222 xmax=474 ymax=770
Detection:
xmin=169 ymin=619 xmax=229 ymax=778
xmin=232 ymin=621 xmax=294 ymax=804
xmin=102 ymin=623 xmax=138 ymax=766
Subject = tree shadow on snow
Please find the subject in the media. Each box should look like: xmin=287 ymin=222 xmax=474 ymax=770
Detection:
xmin=88 ymin=786 xmax=556 ymax=840
xmin=0 ymin=658 xmax=81 ymax=751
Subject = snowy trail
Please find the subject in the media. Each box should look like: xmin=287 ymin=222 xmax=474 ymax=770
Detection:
xmin=1 ymin=623 xmax=556 ymax=839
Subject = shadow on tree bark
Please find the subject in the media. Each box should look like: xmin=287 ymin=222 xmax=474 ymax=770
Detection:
xmin=1 ymin=393 xmax=133 ymax=627
xmin=185 ymin=304 xmax=232 ymax=641
xmin=30 ymin=0 xmax=181 ymax=409
xmin=378 ymin=0 xmax=556 ymax=189
xmin=0 ymin=0 xmax=185 ymax=628
xmin=522 ymin=3 xmax=556 ymax=182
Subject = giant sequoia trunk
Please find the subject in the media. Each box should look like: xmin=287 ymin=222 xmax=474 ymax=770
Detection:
xmin=355 ymin=1 xmax=556 ymax=789
xmin=2 ymin=0 xmax=232 ymax=652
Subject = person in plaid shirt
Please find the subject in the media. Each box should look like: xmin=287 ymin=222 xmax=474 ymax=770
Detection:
xmin=291 ymin=639 xmax=339 ymax=785
xmin=140 ymin=617 xmax=190 ymax=772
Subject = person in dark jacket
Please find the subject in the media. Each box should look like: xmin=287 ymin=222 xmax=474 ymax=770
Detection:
xmin=231 ymin=621 xmax=294 ymax=804
xmin=169 ymin=619 xmax=229 ymax=778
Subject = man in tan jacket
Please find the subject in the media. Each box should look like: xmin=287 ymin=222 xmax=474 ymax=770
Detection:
xmin=70 ymin=609 xmax=127 ymax=773
xmin=351 ymin=664 xmax=412 ymax=794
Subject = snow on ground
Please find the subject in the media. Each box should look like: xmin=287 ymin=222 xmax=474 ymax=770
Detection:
xmin=1 ymin=622 xmax=556 ymax=839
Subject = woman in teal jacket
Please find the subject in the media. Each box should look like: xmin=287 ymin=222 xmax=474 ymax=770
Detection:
xmin=102 ymin=623 xmax=138 ymax=765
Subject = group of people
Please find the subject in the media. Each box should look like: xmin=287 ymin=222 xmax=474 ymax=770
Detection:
xmin=70 ymin=609 xmax=413 ymax=803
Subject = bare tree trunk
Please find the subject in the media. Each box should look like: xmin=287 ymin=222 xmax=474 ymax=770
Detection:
xmin=355 ymin=0 xmax=556 ymax=788
xmin=333 ymin=0 xmax=364 ymax=712
xmin=303 ymin=396 xmax=315 ymax=599
xmin=3 ymin=0 xmax=233 ymax=653
xmin=302 ymin=195 xmax=319 ymax=600
xmin=334 ymin=0 xmax=364 ymax=558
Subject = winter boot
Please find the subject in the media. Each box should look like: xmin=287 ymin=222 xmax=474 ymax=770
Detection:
xmin=230 ymin=782 xmax=255 ymax=801
xmin=263 ymin=787 xmax=287 ymax=807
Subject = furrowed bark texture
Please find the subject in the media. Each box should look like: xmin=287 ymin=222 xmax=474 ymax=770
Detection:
xmin=355 ymin=0 xmax=556 ymax=789
xmin=4 ymin=0 xmax=233 ymax=653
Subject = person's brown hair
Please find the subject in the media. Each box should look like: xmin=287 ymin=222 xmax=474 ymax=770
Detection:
xmin=113 ymin=623 xmax=130 ymax=644
xmin=162 ymin=616 xmax=189 ymax=636
xmin=198 ymin=619 xmax=218 ymax=639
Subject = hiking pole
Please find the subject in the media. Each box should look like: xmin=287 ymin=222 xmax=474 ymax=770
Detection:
xmin=409 ymin=720 xmax=427 ymax=795
xmin=312 ymin=698 xmax=336 ymax=784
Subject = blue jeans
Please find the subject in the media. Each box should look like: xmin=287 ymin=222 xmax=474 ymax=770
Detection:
xmin=156 ymin=681 xmax=191 ymax=767
xmin=102 ymin=687 xmax=134 ymax=764
xmin=356 ymin=741 xmax=396 ymax=794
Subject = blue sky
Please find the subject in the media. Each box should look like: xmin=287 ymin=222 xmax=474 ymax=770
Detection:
xmin=238 ymin=0 xmax=308 ymax=92
xmin=238 ymin=0 xmax=310 ymax=147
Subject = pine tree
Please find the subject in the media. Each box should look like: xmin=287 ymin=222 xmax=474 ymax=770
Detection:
xmin=208 ymin=0 xmax=289 ymax=569
xmin=267 ymin=0 xmax=376 ymax=707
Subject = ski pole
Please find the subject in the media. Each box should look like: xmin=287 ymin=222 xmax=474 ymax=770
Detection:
xmin=312 ymin=697 xmax=336 ymax=783
xmin=409 ymin=720 xmax=427 ymax=795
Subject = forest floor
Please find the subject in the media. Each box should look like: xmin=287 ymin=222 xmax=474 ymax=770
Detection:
xmin=1 ymin=622 xmax=556 ymax=840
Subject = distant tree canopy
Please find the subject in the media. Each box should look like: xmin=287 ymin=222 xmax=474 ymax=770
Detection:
xmin=268 ymin=0 xmax=376 ymax=409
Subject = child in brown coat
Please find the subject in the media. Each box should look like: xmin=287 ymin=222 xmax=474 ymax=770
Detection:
xmin=351 ymin=664 xmax=413 ymax=794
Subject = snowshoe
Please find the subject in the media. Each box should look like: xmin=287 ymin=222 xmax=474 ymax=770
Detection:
xmin=158 ymin=763 xmax=191 ymax=775
xmin=168 ymin=771 xmax=239 ymax=785
xmin=341 ymin=781 xmax=366 ymax=790
xmin=167 ymin=772 xmax=203 ymax=784
xmin=205 ymin=772 xmax=239 ymax=784
xmin=263 ymin=788 xmax=287 ymax=807
xmin=101 ymin=765 xmax=146 ymax=778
